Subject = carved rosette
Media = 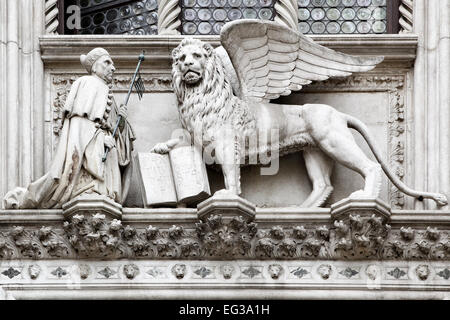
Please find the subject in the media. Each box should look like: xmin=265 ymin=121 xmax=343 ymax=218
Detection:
xmin=274 ymin=0 xmax=299 ymax=31
xmin=157 ymin=0 xmax=181 ymax=35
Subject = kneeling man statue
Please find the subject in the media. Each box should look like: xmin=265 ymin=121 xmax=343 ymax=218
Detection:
xmin=3 ymin=48 xmax=135 ymax=209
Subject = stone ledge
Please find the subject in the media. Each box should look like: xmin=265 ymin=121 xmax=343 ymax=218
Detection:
xmin=39 ymin=34 xmax=418 ymax=68
xmin=0 ymin=208 xmax=449 ymax=225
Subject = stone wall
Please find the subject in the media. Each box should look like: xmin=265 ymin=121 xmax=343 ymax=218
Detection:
xmin=1 ymin=0 xmax=450 ymax=299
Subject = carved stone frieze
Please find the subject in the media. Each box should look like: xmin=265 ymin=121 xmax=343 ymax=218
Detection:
xmin=1 ymin=212 xmax=448 ymax=260
xmin=196 ymin=214 xmax=257 ymax=258
xmin=332 ymin=214 xmax=391 ymax=260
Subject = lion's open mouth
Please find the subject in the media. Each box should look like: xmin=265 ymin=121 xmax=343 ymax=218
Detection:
xmin=184 ymin=70 xmax=201 ymax=83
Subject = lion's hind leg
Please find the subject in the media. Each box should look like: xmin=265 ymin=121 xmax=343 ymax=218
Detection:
xmin=306 ymin=106 xmax=382 ymax=199
xmin=301 ymin=149 xmax=334 ymax=207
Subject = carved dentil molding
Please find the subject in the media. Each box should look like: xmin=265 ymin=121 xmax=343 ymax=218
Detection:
xmin=399 ymin=0 xmax=414 ymax=33
xmin=157 ymin=0 xmax=181 ymax=35
xmin=274 ymin=0 xmax=299 ymax=31
xmin=1 ymin=213 xmax=449 ymax=261
xmin=45 ymin=0 xmax=59 ymax=34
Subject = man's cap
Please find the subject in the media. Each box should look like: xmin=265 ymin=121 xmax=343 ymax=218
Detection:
xmin=80 ymin=48 xmax=110 ymax=73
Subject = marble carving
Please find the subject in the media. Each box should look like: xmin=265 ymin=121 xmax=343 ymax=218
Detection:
xmin=152 ymin=19 xmax=447 ymax=208
xmin=3 ymin=48 xmax=135 ymax=209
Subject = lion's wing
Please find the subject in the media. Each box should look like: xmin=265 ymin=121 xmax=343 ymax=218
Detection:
xmin=220 ymin=19 xmax=384 ymax=102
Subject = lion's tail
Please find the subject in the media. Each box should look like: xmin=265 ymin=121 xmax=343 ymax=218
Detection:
xmin=345 ymin=114 xmax=448 ymax=206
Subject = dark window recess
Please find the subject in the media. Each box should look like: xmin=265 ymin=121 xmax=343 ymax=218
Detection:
xmin=58 ymin=0 xmax=158 ymax=35
xmin=179 ymin=0 xmax=276 ymax=35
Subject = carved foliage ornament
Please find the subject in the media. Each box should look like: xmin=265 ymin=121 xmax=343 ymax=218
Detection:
xmin=1 ymin=214 xmax=449 ymax=260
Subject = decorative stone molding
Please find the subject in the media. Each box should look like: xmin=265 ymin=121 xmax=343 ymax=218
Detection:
xmin=303 ymin=75 xmax=407 ymax=209
xmin=1 ymin=212 xmax=448 ymax=261
xmin=332 ymin=214 xmax=391 ymax=260
xmin=196 ymin=214 xmax=257 ymax=258
xmin=1 ymin=260 xmax=449 ymax=299
xmin=45 ymin=0 xmax=59 ymax=34
xmin=157 ymin=0 xmax=181 ymax=35
xmin=274 ymin=0 xmax=299 ymax=30
xmin=399 ymin=0 xmax=413 ymax=33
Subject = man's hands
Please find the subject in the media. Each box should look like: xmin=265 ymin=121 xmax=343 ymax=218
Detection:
xmin=119 ymin=104 xmax=128 ymax=119
xmin=151 ymin=142 xmax=170 ymax=154
xmin=104 ymin=135 xmax=116 ymax=149
xmin=150 ymin=138 xmax=185 ymax=154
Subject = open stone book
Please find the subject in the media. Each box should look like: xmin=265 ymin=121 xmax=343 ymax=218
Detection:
xmin=136 ymin=146 xmax=210 ymax=207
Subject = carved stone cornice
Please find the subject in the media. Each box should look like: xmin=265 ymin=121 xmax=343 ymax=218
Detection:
xmin=39 ymin=35 xmax=418 ymax=69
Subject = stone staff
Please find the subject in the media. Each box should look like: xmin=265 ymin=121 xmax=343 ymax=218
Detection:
xmin=103 ymin=51 xmax=145 ymax=162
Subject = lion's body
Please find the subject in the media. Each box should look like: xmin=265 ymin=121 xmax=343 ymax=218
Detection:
xmin=172 ymin=47 xmax=317 ymax=161
xmin=159 ymin=38 xmax=448 ymax=207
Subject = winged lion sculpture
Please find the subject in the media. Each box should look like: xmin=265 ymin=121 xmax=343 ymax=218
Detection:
xmin=152 ymin=19 xmax=448 ymax=208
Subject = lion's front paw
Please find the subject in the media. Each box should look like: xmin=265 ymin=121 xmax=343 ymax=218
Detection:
xmin=150 ymin=142 xmax=170 ymax=154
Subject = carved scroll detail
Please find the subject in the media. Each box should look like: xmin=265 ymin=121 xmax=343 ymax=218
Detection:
xmin=157 ymin=0 xmax=181 ymax=35
xmin=399 ymin=0 xmax=413 ymax=33
xmin=274 ymin=0 xmax=299 ymax=31
xmin=45 ymin=0 xmax=59 ymax=34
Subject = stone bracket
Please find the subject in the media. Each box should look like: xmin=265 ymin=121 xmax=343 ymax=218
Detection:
xmin=62 ymin=194 xmax=122 ymax=220
xmin=331 ymin=197 xmax=391 ymax=222
xmin=197 ymin=190 xmax=256 ymax=223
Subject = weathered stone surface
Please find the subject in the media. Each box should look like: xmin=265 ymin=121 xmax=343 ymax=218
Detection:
xmin=197 ymin=190 xmax=256 ymax=223
xmin=331 ymin=197 xmax=391 ymax=222
xmin=62 ymin=194 xmax=122 ymax=220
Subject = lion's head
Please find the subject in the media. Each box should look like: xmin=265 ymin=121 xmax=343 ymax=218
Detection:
xmin=171 ymin=38 xmax=256 ymax=145
xmin=172 ymin=38 xmax=214 ymax=85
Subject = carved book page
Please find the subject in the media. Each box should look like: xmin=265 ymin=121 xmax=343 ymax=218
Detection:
xmin=169 ymin=146 xmax=211 ymax=205
xmin=135 ymin=153 xmax=177 ymax=207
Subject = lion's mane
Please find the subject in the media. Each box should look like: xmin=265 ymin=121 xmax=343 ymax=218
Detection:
xmin=172 ymin=38 xmax=256 ymax=143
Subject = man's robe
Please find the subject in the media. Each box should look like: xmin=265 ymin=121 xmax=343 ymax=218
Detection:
xmin=3 ymin=75 xmax=135 ymax=209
